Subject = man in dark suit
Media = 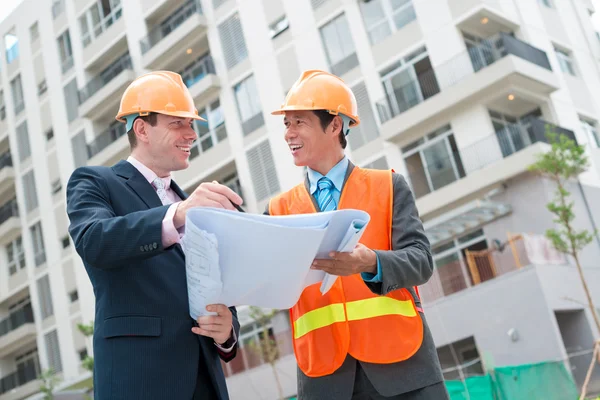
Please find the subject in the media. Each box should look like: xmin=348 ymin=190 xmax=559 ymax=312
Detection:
xmin=266 ymin=70 xmax=450 ymax=399
xmin=66 ymin=71 xmax=243 ymax=400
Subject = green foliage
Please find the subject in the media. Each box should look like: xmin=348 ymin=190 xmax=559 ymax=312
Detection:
xmin=39 ymin=368 xmax=60 ymax=400
xmin=528 ymin=127 xmax=597 ymax=255
xmin=77 ymin=321 xmax=95 ymax=372
xmin=248 ymin=306 xmax=280 ymax=365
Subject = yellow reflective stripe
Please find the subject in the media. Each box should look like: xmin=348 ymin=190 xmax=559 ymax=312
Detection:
xmin=293 ymin=297 xmax=416 ymax=339
xmin=294 ymin=304 xmax=345 ymax=339
xmin=346 ymin=297 xmax=416 ymax=320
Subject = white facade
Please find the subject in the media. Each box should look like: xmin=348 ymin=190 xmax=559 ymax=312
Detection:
xmin=0 ymin=0 xmax=600 ymax=399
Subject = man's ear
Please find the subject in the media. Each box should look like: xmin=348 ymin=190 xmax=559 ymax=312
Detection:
xmin=328 ymin=115 xmax=344 ymax=137
xmin=133 ymin=118 xmax=150 ymax=144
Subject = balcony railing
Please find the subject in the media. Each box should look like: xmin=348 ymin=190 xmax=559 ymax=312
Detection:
xmin=376 ymin=33 xmax=552 ymax=124
xmin=78 ymin=54 xmax=133 ymax=105
xmin=87 ymin=124 xmax=127 ymax=159
xmin=0 ymin=151 xmax=12 ymax=169
xmin=140 ymin=0 xmax=203 ymax=54
xmin=180 ymin=54 xmax=216 ymax=88
xmin=460 ymin=119 xmax=576 ymax=174
xmin=0 ymin=354 xmax=40 ymax=395
xmin=0 ymin=303 xmax=34 ymax=338
xmin=0 ymin=198 xmax=19 ymax=225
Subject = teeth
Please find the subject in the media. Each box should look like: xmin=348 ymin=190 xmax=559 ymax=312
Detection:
xmin=290 ymin=145 xmax=303 ymax=151
xmin=177 ymin=146 xmax=190 ymax=153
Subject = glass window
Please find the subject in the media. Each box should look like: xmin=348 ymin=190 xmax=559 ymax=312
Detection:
xmin=358 ymin=0 xmax=416 ymax=45
xmin=320 ymin=13 xmax=358 ymax=75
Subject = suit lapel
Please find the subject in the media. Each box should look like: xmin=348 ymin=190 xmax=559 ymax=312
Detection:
xmin=170 ymin=180 xmax=188 ymax=201
xmin=113 ymin=160 xmax=162 ymax=209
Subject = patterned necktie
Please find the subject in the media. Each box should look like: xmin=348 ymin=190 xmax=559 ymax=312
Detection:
xmin=317 ymin=177 xmax=337 ymax=212
xmin=152 ymin=177 xmax=169 ymax=205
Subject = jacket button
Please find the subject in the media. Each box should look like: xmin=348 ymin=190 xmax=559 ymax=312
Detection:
xmin=144 ymin=245 xmax=149 ymax=251
xmin=140 ymin=246 xmax=144 ymax=252
xmin=153 ymin=243 xmax=158 ymax=249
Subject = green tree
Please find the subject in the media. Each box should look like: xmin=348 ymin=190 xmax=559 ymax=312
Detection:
xmin=248 ymin=306 xmax=284 ymax=400
xmin=77 ymin=321 xmax=94 ymax=372
xmin=39 ymin=368 xmax=60 ymax=400
xmin=528 ymin=127 xmax=600 ymax=399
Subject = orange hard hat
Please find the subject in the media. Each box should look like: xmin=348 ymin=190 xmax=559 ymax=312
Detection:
xmin=272 ymin=70 xmax=360 ymax=127
xmin=115 ymin=70 xmax=205 ymax=124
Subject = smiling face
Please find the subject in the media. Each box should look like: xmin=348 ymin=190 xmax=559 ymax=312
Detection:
xmin=283 ymin=110 xmax=345 ymax=175
xmin=131 ymin=113 xmax=198 ymax=177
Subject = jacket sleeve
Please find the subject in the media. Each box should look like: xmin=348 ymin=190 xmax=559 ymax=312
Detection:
xmin=217 ymin=306 xmax=240 ymax=362
xmin=365 ymin=173 xmax=434 ymax=296
xmin=66 ymin=166 xmax=172 ymax=269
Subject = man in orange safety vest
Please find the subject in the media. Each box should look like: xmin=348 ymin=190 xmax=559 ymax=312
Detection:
xmin=266 ymin=70 xmax=449 ymax=400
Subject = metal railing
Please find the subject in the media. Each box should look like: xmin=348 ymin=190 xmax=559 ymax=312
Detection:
xmin=0 ymin=151 xmax=12 ymax=169
xmin=460 ymin=119 xmax=577 ymax=174
xmin=376 ymin=33 xmax=552 ymax=124
xmin=0 ymin=198 xmax=19 ymax=225
xmin=0 ymin=355 xmax=40 ymax=395
xmin=140 ymin=0 xmax=203 ymax=54
xmin=0 ymin=303 xmax=34 ymax=338
xmin=82 ymin=5 xmax=123 ymax=48
xmin=79 ymin=55 xmax=132 ymax=105
xmin=87 ymin=124 xmax=127 ymax=159
xmin=180 ymin=54 xmax=216 ymax=88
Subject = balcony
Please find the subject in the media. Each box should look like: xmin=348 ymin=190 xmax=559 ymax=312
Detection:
xmin=0 ymin=354 xmax=41 ymax=400
xmin=377 ymin=33 xmax=558 ymax=145
xmin=0 ymin=152 xmax=14 ymax=195
xmin=140 ymin=0 xmax=208 ymax=69
xmin=78 ymin=55 xmax=135 ymax=120
xmin=0 ymin=199 xmax=19 ymax=245
xmin=86 ymin=124 xmax=128 ymax=167
xmin=414 ymin=119 xmax=576 ymax=220
xmin=182 ymin=54 xmax=220 ymax=106
xmin=81 ymin=6 xmax=127 ymax=72
xmin=0 ymin=304 xmax=36 ymax=359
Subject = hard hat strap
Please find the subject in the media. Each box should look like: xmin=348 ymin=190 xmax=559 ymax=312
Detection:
xmin=340 ymin=114 xmax=352 ymax=136
xmin=125 ymin=114 xmax=139 ymax=132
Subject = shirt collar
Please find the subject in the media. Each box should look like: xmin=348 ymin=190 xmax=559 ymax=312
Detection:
xmin=307 ymin=156 xmax=349 ymax=195
xmin=126 ymin=156 xmax=172 ymax=188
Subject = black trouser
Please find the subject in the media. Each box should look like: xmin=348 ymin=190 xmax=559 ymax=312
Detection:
xmin=352 ymin=362 xmax=450 ymax=400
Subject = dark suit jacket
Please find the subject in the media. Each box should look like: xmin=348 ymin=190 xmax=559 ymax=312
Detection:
xmin=266 ymin=162 xmax=445 ymax=399
xmin=66 ymin=160 xmax=240 ymax=400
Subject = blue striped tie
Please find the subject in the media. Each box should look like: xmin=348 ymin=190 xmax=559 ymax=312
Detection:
xmin=317 ymin=177 xmax=337 ymax=212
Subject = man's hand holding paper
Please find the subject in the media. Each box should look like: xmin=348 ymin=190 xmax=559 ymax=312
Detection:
xmin=311 ymin=243 xmax=378 ymax=276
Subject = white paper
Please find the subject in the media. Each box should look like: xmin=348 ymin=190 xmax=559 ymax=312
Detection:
xmin=183 ymin=208 xmax=370 ymax=319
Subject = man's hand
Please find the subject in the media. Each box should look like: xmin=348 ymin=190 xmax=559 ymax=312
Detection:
xmin=311 ymin=243 xmax=378 ymax=276
xmin=174 ymin=182 xmax=243 ymax=227
xmin=192 ymin=304 xmax=233 ymax=345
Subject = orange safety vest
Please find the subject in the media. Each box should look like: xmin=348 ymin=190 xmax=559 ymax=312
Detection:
xmin=269 ymin=167 xmax=424 ymax=377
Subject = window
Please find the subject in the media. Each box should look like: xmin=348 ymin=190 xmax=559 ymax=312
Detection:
xmin=31 ymin=222 xmax=46 ymax=266
xmin=69 ymin=290 xmax=79 ymax=303
xmin=179 ymin=53 xmax=215 ymax=88
xmin=46 ymin=128 xmax=54 ymax=142
xmin=22 ymin=171 xmax=39 ymax=212
xmin=37 ymin=275 xmax=54 ymax=319
xmin=44 ymin=330 xmax=63 ymax=372
xmin=52 ymin=0 xmax=65 ymax=19
xmin=30 ymin=22 xmax=40 ymax=43
xmin=78 ymin=348 xmax=88 ymax=361
xmin=51 ymin=179 xmax=62 ymax=195
xmin=358 ymin=0 xmax=417 ymax=45
xmin=234 ymin=75 xmax=264 ymax=135
xmin=538 ymin=0 xmax=552 ymax=7
xmin=379 ymin=47 xmax=439 ymax=120
xmin=71 ymin=130 xmax=88 ymax=167
xmin=431 ymin=229 xmax=488 ymax=298
xmin=246 ymin=140 xmax=280 ymax=201
xmin=580 ymin=118 xmax=600 ymax=148
xmin=269 ymin=16 xmax=289 ymax=39
xmin=190 ymin=99 xmax=227 ymax=159
xmin=489 ymin=108 xmax=542 ymax=158
xmin=10 ymin=75 xmax=25 ymax=115
xmin=554 ymin=47 xmax=575 ymax=76
xmin=239 ymin=319 xmax=277 ymax=369
xmin=402 ymin=125 xmax=465 ymax=198
xmin=4 ymin=29 xmax=19 ymax=64
xmin=222 ymin=173 xmax=243 ymax=198
xmin=57 ymin=30 xmax=73 ymax=73
xmin=348 ymin=82 xmax=379 ymax=150
xmin=6 ymin=236 xmax=25 ymax=276
xmin=15 ymin=349 xmax=41 ymax=386
xmin=218 ymin=13 xmax=248 ymax=70
xmin=362 ymin=156 xmax=389 ymax=170
xmin=62 ymin=235 xmax=70 ymax=248
xmin=16 ymin=121 xmax=31 ymax=161
xmin=0 ymin=91 xmax=5 ymax=120
xmin=320 ymin=13 xmax=358 ymax=76
xmin=79 ymin=0 xmax=123 ymax=48
xmin=64 ymin=79 xmax=79 ymax=123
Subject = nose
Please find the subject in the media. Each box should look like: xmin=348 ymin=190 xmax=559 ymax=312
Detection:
xmin=185 ymin=123 xmax=198 ymax=141
xmin=284 ymin=125 xmax=297 ymax=141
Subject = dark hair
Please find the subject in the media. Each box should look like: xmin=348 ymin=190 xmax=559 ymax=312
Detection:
xmin=312 ymin=110 xmax=347 ymax=149
xmin=127 ymin=112 xmax=158 ymax=149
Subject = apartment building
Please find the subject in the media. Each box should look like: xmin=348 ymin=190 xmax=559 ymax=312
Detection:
xmin=1 ymin=0 xmax=600 ymax=399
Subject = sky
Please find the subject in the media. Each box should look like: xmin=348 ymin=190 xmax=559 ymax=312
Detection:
xmin=0 ymin=0 xmax=599 ymax=43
